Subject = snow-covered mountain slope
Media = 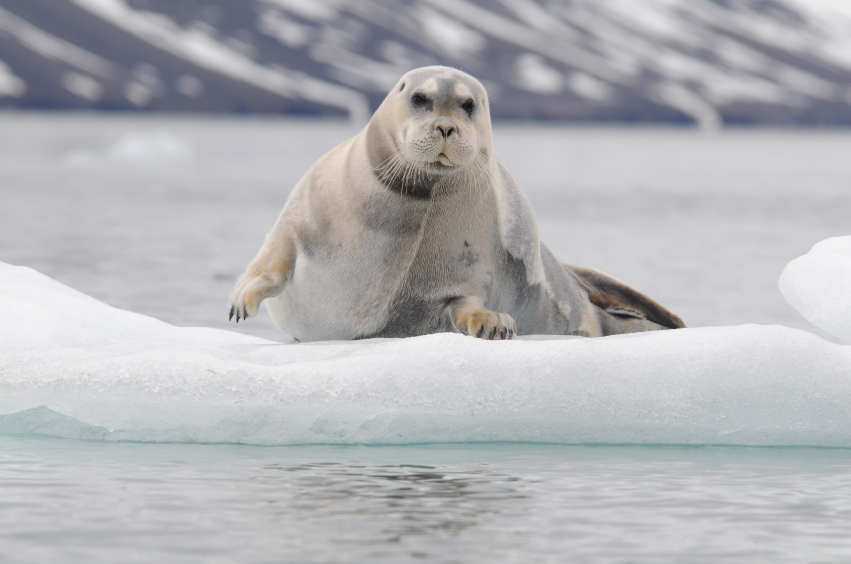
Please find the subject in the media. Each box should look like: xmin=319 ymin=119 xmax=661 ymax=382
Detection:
xmin=1 ymin=0 xmax=851 ymax=126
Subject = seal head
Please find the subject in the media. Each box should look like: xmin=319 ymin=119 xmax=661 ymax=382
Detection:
xmin=366 ymin=66 xmax=492 ymax=198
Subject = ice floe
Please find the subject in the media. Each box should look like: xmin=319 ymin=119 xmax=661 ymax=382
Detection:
xmin=780 ymin=236 xmax=851 ymax=344
xmin=1 ymin=257 xmax=850 ymax=447
xmin=63 ymin=131 xmax=195 ymax=169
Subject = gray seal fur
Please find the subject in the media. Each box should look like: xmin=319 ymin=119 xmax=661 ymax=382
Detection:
xmin=229 ymin=66 xmax=684 ymax=341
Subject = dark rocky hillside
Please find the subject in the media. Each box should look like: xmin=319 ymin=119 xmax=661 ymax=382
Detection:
xmin=1 ymin=0 xmax=851 ymax=127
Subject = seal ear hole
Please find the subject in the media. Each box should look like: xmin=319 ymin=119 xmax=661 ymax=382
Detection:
xmin=399 ymin=82 xmax=405 ymax=92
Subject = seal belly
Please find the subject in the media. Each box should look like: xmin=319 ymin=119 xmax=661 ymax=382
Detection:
xmin=266 ymin=217 xmax=433 ymax=341
xmin=264 ymin=263 xmax=388 ymax=342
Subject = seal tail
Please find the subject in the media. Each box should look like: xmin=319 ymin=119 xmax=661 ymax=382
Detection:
xmin=563 ymin=264 xmax=686 ymax=330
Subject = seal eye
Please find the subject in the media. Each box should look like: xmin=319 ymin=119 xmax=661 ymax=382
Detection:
xmin=411 ymin=93 xmax=429 ymax=108
xmin=462 ymin=99 xmax=474 ymax=115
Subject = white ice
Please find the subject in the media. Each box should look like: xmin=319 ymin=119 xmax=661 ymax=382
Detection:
xmin=63 ymin=131 xmax=195 ymax=169
xmin=780 ymin=236 xmax=851 ymax=344
xmin=1 ymin=258 xmax=850 ymax=446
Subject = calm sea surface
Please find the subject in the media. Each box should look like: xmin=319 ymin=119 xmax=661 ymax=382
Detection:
xmin=4 ymin=439 xmax=851 ymax=563
xmin=1 ymin=113 xmax=851 ymax=562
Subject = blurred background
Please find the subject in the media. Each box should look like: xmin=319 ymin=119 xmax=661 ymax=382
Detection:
xmin=1 ymin=0 xmax=849 ymax=341
xmin=3 ymin=0 xmax=851 ymax=126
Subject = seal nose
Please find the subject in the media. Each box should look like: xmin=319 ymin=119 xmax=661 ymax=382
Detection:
xmin=435 ymin=123 xmax=456 ymax=138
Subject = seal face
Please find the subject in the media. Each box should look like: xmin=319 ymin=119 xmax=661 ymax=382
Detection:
xmin=367 ymin=68 xmax=491 ymax=200
xmin=229 ymin=66 xmax=684 ymax=341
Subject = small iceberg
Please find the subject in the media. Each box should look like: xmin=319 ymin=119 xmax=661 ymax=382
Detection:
xmin=780 ymin=237 xmax=851 ymax=344
xmin=63 ymin=131 xmax=195 ymax=169
xmin=1 ymin=241 xmax=850 ymax=447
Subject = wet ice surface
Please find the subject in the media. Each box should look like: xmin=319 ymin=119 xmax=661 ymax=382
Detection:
xmin=2 ymin=113 xmax=851 ymax=562
xmin=4 ymin=439 xmax=851 ymax=564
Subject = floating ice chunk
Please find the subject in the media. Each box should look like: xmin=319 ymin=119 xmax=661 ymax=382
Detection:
xmin=63 ymin=131 xmax=195 ymax=169
xmin=780 ymin=236 xmax=851 ymax=344
xmin=2 ymin=261 xmax=851 ymax=447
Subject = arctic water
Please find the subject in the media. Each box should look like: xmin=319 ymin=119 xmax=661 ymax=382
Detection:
xmin=2 ymin=113 xmax=851 ymax=563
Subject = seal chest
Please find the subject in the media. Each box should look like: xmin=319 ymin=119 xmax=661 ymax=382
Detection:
xmin=229 ymin=66 xmax=684 ymax=341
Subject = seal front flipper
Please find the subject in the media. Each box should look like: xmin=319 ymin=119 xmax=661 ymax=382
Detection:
xmin=449 ymin=297 xmax=517 ymax=340
xmin=564 ymin=264 xmax=685 ymax=330
xmin=229 ymin=227 xmax=295 ymax=322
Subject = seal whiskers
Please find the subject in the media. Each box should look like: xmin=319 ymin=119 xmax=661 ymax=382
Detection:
xmin=375 ymin=152 xmax=431 ymax=197
xmin=376 ymin=149 xmax=491 ymax=200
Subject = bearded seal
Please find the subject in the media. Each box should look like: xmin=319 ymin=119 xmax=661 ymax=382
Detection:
xmin=229 ymin=66 xmax=684 ymax=341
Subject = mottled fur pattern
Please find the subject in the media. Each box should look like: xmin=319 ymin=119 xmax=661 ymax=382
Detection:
xmin=229 ymin=66 xmax=684 ymax=341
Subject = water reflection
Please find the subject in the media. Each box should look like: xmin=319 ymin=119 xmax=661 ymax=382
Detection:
xmin=6 ymin=440 xmax=851 ymax=563
xmin=255 ymin=461 xmax=524 ymax=543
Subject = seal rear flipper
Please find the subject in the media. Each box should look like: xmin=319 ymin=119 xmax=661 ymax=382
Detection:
xmin=563 ymin=263 xmax=686 ymax=330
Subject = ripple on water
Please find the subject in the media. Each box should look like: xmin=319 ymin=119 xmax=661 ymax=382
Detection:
xmin=3 ymin=439 xmax=851 ymax=563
